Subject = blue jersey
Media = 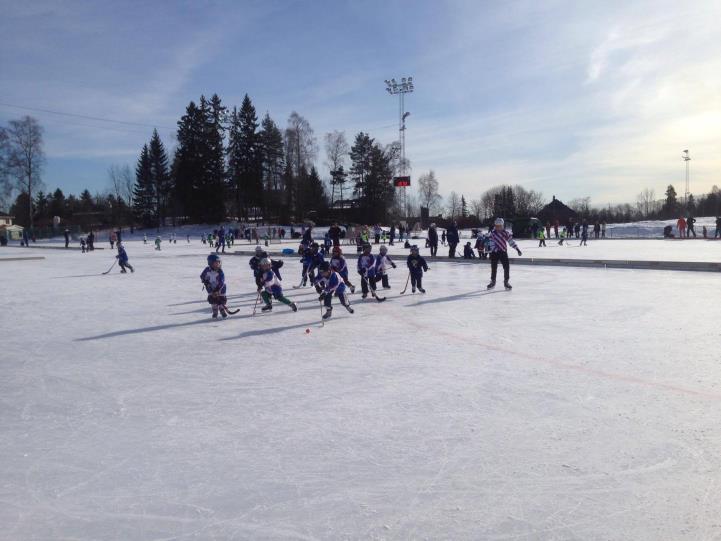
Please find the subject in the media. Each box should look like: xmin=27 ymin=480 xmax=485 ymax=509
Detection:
xmin=318 ymin=271 xmax=346 ymax=296
xmin=357 ymin=253 xmax=377 ymax=277
xmin=200 ymin=266 xmax=226 ymax=294
xmin=260 ymin=269 xmax=283 ymax=296
xmin=330 ymin=255 xmax=348 ymax=279
xmin=303 ymin=250 xmax=324 ymax=271
xmin=406 ymin=254 xmax=428 ymax=276
xmin=117 ymin=246 xmax=129 ymax=263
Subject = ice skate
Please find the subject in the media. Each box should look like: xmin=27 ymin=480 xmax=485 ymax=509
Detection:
xmin=261 ymin=304 xmax=273 ymax=312
xmin=504 ymin=281 xmax=512 ymax=290
xmin=322 ymin=307 xmax=333 ymax=320
xmin=487 ymin=280 xmax=496 ymax=290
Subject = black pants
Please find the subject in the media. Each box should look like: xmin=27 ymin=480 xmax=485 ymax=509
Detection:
xmin=380 ymin=274 xmax=390 ymax=288
xmin=360 ymin=275 xmax=376 ymax=295
xmin=538 ymin=239 xmax=546 ymax=247
xmin=448 ymin=242 xmax=458 ymax=257
xmin=119 ymin=261 xmax=134 ymax=272
xmin=410 ymin=274 xmax=423 ymax=290
xmin=430 ymin=242 xmax=438 ymax=256
xmin=324 ymin=290 xmax=349 ymax=308
xmin=490 ymin=251 xmax=510 ymax=282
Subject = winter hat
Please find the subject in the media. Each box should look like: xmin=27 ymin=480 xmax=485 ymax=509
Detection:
xmin=494 ymin=218 xmax=505 ymax=226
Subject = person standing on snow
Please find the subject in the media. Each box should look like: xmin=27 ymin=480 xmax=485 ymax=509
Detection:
xmin=116 ymin=242 xmax=134 ymax=273
xmin=447 ymin=221 xmax=460 ymax=258
xmin=487 ymin=218 xmax=522 ymax=290
xmin=686 ymin=216 xmax=696 ymax=238
xmin=427 ymin=224 xmax=439 ymax=257
xmin=677 ymin=216 xmax=687 ymax=238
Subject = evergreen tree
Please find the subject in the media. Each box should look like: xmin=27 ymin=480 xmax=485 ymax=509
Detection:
xmin=227 ymin=95 xmax=261 ymax=220
xmin=259 ymin=113 xmax=285 ymax=218
xmin=202 ymin=94 xmax=227 ymax=222
xmin=172 ymin=101 xmax=204 ymax=222
xmin=662 ymin=184 xmax=678 ymax=218
xmin=148 ymin=129 xmax=171 ymax=228
xmin=303 ymin=165 xmax=327 ymax=212
xmin=461 ymin=195 xmax=468 ymax=218
xmin=49 ymin=188 xmax=65 ymax=218
xmin=133 ymin=144 xmax=155 ymax=226
xmin=349 ymin=132 xmax=373 ymax=199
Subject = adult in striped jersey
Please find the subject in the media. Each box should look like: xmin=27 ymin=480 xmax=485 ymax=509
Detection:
xmin=487 ymin=217 xmax=522 ymax=290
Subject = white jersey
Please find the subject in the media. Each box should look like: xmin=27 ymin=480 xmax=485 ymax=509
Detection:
xmin=376 ymin=254 xmax=394 ymax=274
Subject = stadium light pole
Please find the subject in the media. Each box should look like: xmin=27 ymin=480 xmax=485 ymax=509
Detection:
xmin=682 ymin=149 xmax=691 ymax=208
xmin=385 ymin=76 xmax=414 ymax=218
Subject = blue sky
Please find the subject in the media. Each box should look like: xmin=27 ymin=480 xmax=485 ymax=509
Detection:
xmin=2 ymin=0 xmax=720 ymax=206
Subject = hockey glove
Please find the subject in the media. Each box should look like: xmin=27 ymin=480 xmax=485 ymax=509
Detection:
xmin=517 ymin=249 xmax=523 ymax=256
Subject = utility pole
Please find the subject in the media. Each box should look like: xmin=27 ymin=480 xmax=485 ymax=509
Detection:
xmin=384 ymin=77 xmax=414 ymax=219
xmin=682 ymin=149 xmax=691 ymax=208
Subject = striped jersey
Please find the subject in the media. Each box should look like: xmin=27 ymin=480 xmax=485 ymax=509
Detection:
xmin=489 ymin=229 xmax=518 ymax=253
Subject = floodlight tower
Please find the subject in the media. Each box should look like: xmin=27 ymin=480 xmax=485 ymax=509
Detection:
xmin=682 ymin=149 xmax=691 ymax=207
xmin=385 ymin=76 xmax=414 ymax=217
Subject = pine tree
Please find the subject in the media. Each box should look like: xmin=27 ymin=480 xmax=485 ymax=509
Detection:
xmin=148 ymin=129 xmax=170 ymax=228
xmin=461 ymin=195 xmax=468 ymax=218
xmin=172 ymin=101 xmax=204 ymax=222
xmin=133 ymin=144 xmax=155 ymax=226
xmin=259 ymin=113 xmax=285 ymax=218
xmin=349 ymin=132 xmax=373 ymax=199
xmin=227 ymin=94 xmax=261 ymax=221
xmin=304 ymin=166 xmax=327 ymax=212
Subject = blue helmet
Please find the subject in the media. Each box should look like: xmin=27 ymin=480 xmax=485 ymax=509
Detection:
xmin=207 ymin=254 xmax=221 ymax=265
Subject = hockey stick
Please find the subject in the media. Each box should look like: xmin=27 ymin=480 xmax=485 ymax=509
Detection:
xmin=368 ymin=279 xmax=386 ymax=302
xmin=400 ymin=272 xmax=411 ymax=294
xmin=251 ymin=290 xmax=261 ymax=316
xmin=292 ymin=273 xmax=307 ymax=289
xmin=223 ymin=305 xmax=240 ymax=315
xmin=102 ymin=259 xmax=117 ymax=275
xmin=319 ymin=299 xmax=325 ymax=327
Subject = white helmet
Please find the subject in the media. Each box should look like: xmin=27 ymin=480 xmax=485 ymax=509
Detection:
xmin=379 ymin=245 xmax=388 ymax=254
xmin=494 ymin=218 xmax=505 ymax=226
xmin=255 ymin=246 xmax=263 ymax=254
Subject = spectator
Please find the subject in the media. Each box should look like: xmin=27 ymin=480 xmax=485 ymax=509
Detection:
xmin=463 ymin=242 xmax=476 ymax=259
xmin=328 ymin=223 xmax=342 ymax=247
xmin=389 ymin=224 xmax=395 ymax=246
xmin=593 ymin=222 xmax=601 ymax=239
xmin=686 ymin=216 xmax=696 ymax=238
xmin=601 ymin=221 xmax=606 ymax=238
xmin=447 ymin=221 xmax=460 ymax=258
xmin=63 ymin=228 xmax=70 ymax=248
xmin=373 ymin=224 xmax=381 ymax=244
xmin=545 ymin=222 xmax=551 ymax=239
xmin=715 ymin=217 xmax=721 ymax=238
xmin=677 ymin=216 xmax=687 ymax=238
xmin=553 ymin=220 xmax=559 ymax=238
xmin=427 ymin=223 xmax=439 ymax=257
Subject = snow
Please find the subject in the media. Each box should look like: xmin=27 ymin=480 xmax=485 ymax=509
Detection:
xmin=1 ymin=240 xmax=721 ymax=540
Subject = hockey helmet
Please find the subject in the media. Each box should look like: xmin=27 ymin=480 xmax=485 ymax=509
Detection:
xmin=332 ymin=245 xmax=342 ymax=255
xmin=379 ymin=245 xmax=388 ymax=254
xmin=362 ymin=243 xmax=372 ymax=252
xmin=410 ymin=244 xmax=419 ymax=252
xmin=255 ymin=245 xmax=264 ymax=254
xmin=260 ymin=257 xmax=272 ymax=268
xmin=207 ymin=254 xmax=221 ymax=265
xmin=318 ymin=261 xmax=331 ymax=273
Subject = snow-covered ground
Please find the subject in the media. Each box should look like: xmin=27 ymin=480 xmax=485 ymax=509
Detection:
xmin=1 ymin=241 xmax=721 ymax=540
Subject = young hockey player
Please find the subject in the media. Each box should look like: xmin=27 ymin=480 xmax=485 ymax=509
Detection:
xmin=406 ymin=244 xmax=429 ymax=293
xmin=301 ymin=242 xmax=324 ymax=289
xmin=200 ymin=254 xmax=228 ymax=318
xmin=143 ymin=234 xmax=147 ymax=245
xmin=376 ymin=244 xmax=397 ymax=289
xmin=316 ymin=261 xmax=354 ymax=319
xmin=558 ymin=228 xmax=567 ymax=246
xmin=357 ymin=243 xmax=379 ymax=299
xmin=116 ymin=242 xmax=134 ymax=273
xmin=249 ymin=246 xmax=284 ymax=289
xmin=80 ymin=237 xmax=87 ymax=253
xmin=487 ymin=218 xmax=522 ymax=290
xmin=154 ymin=236 xmax=161 ymax=250
xmin=538 ymin=228 xmax=547 ymax=247
xmin=329 ymin=245 xmax=356 ymax=293
xmin=258 ymin=258 xmax=298 ymax=312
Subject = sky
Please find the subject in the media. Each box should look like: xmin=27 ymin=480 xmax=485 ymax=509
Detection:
xmin=1 ymin=0 xmax=720 ymax=207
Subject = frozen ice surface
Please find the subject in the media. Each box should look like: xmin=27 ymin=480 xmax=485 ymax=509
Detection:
xmin=1 ymin=240 xmax=720 ymax=540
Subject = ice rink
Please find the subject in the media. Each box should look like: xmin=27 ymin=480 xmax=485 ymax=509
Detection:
xmin=1 ymin=239 xmax=720 ymax=540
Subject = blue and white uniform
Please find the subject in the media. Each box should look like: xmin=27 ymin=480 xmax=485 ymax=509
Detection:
xmin=200 ymin=266 xmax=226 ymax=295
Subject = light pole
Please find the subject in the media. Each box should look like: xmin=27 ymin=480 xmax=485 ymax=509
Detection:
xmin=385 ymin=76 xmax=414 ymax=218
xmin=682 ymin=149 xmax=691 ymax=208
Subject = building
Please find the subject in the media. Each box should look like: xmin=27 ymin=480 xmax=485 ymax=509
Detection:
xmin=0 ymin=213 xmax=24 ymax=241
xmin=538 ymin=196 xmax=577 ymax=225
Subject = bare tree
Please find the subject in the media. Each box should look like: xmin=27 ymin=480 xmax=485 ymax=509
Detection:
xmin=108 ymin=164 xmax=134 ymax=206
xmin=514 ymin=185 xmax=544 ymax=216
xmin=446 ymin=191 xmax=461 ymax=219
xmin=568 ymin=196 xmax=591 ymax=215
xmin=324 ymin=130 xmax=349 ymax=204
xmin=7 ymin=116 xmax=45 ymax=228
xmin=469 ymin=198 xmax=484 ymax=219
xmin=636 ymin=188 xmax=656 ymax=218
xmin=418 ymin=170 xmax=442 ymax=213
xmin=0 ymin=127 xmax=12 ymax=211
xmin=285 ymin=112 xmax=317 ymax=176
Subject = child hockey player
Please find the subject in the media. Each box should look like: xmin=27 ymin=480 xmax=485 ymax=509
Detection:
xmin=116 ymin=242 xmax=134 ymax=273
xmin=154 ymin=236 xmax=161 ymax=250
xmin=376 ymin=244 xmax=397 ymax=289
xmin=538 ymin=228 xmax=547 ymax=247
xmin=249 ymin=246 xmax=284 ymax=290
xmin=406 ymin=244 xmax=429 ymax=293
xmin=559 ymin=228 xmax=567 ymax=246
xmin=200 ymin=254 xmax=228 ymax=318
xmin=143 ymin=234 xmax=147 ymax=245
xmin=300 ymin=242 xmax=324 ymax=289
xmin=258 ymin=258 xmax=298 ymax=312
xmin=487 ymin=218 xmax=522 ymax=290
xmin=316 ymin=261 xmax=354 ymax=319
xmin=329 ymin=246 xmax=356 ymax=293
xmin=80 ymin=237 xmax=87 ymax=253
xmin=357 ymin=244 xmax=380 ymax=299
